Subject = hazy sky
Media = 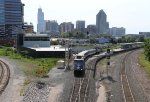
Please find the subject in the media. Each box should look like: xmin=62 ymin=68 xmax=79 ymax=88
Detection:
xmin=22 ymin=0 xmax=150 ymax=34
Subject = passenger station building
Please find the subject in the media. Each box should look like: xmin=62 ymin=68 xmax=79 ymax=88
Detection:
xmin=22 ymin=33 xmax=68 ymax=58
xmin=24 ymin=33 xmax=50 ymax=48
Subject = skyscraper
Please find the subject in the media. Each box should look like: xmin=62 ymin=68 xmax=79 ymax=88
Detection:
xmin=44 ymin=20 xmax=51 ymax=33
xmin=76 ymin=20 xmax=85 ymax=32
xmin=37 ymin=7 xmax=44 ymax=33
xmin=59 ymin=22 xmax=74 ymax=33
xmin=87 ymin=25 xmax=96 ymax=35
xmin=109 ymin=27 xmax=126 ymax=37
xmin=48 ymin=20 xmax=59 ymax=35
xmin=44 ymin=20 xmax=59 ymax=35
xmin=96 ymin=10 xmax=109 ymax=34
xmin=0 ymin=0 xmax=24 ymax=38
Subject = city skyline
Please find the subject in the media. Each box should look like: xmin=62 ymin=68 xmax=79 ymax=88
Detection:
xmin=22 ymin=0 xmax=150 ymax=34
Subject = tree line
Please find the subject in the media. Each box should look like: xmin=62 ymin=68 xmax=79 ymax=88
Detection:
xmin=61 ymin=32 xmax=144 ymax=43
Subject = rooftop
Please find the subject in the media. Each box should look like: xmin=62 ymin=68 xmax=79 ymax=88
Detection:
xmin=28 ymin=45 xmax=68 ymax=52
xmin=25 ymin=33 xmax=50 ymax=37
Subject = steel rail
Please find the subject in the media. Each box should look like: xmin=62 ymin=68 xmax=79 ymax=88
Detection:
xmin=121 ymin=52 xmax=135 ymax=102
xmin=0 ymin=61 xmax=4 ymax=84
xmin=69 ymin=78 xmax=84 ymax=102
xmin=70 ymin=58 xmax=95 ymax=102
xmin=78 ymin=68 xmax=91 ymax=102
xmin=0 ymin=60 xmax=10 ymax=95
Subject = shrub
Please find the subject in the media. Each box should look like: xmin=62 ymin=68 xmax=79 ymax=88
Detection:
xmin=35 ymin=66 xmax=48 ymax=77
xmin=144 ymin=38 xmax=150 ymax=61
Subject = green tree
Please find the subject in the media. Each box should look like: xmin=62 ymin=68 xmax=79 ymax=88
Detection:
xmin=139 ymin=37 xmax=144 ymax=42
xmin=68 ymin=32 xmax=73 ymax=37
xmin=126 ymin=37 xmax=136 ymax=43
xmin=61 ymin=32 xmax=69 ymax=38
xmin=89 ymin=38 xmax=96 ymax=44
xmin=144 ymin=38 xmax=150 ymax=61
xmin=61 ymin=32 xmax=74 ymax=38
xmin=75 ymin=32 xmax=85 ymax=39
xmin=96 ymin=34 xmax=112 ymax=38
xmin=121 ymin=36 xmax=126 ymax=43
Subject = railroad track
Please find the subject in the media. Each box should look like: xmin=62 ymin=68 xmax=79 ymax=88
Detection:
xmin=0 ymin=59 xmax=10 ymax=95
xmin=121 ymin=52 xmax=135 ymax=102
xmin=70 ymin=59 xmax=95 ymax=102
xmin=70 ymin=70 xmax=91 ymax=102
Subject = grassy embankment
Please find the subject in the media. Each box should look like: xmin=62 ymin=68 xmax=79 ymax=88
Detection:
xmin=0 ymin=47 xmax=62 ymax=96
xmin=0 ymin=47 xmax=62 ymax=77
xmin=138 ymin=52 xmax=150 ymax=75
xmin=96 ymin=58 xmax=108 ymax=75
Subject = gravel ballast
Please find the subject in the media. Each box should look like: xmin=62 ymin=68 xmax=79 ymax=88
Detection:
xmin=0 ymin=57 xmax=25 ymax=102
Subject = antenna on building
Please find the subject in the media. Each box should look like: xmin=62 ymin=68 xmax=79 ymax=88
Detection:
xmin=39 ymin=5 xmax=41 ymax=9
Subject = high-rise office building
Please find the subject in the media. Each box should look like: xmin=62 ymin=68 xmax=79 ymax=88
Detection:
xmin=76 ymin=20 xmax=85 ymax=32
xmin=44 ymin=20 xmax=51 ymax=33
xmin=87 ymin=25 xmax=96 ymax=35
xmin=96 ymin=10 xmax=109 ymax=34
xmin=106 ymin=22 xmax=109 ymax=33
xmin=49 ymin=20 xmax=59 ymax=35
xmin=109 ymin=27 xmax=126 ymax=37
xmin=44 ymin=20 xmax=59 ymax=35
xmin=59 ymin=22 xmax=74 ymax=33
xmin=37 ymin=7 xmax=44 ymax=33
xmin=0 ymin=0 xmax=24 ymax=38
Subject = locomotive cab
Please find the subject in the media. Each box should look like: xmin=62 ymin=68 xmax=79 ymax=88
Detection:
xmin=74 ymin=59 xmax=85 ymax=77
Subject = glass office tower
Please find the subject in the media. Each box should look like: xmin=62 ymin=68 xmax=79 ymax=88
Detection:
xmin=37 ymin=7 xmax=44 ymax=33
xmin=96 ymin=9 xmax=107 ymax=34
xmin=0 ymin=0 xmax=24 ymax=38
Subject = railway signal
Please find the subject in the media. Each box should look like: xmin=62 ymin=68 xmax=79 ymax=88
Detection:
xmin=107 ymin=48 xmax=110 ymax=53
xmin=106 ymin=48 xmax=110 ymax=59
xmin=106 ymin=48 xmax=111 ymax=76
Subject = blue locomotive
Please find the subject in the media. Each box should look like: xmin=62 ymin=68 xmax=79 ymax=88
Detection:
xmin=73 ymin=49 xmax=100 ymax=77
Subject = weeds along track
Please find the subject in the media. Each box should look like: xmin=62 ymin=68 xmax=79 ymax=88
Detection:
xmin=0 ymin=60 xmax=10 ymax=94
xmin=121 ymin=52 xmax=135 ymax=102
xmin=70 ymin=58 xmax=96 ymax=102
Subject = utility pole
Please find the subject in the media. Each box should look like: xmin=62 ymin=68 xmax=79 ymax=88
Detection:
xmin=65 ymin=38 xmax=70 ymax=70
xmin=67 ymin=38 xmax=70 ymax=70
xmin=64 ymin=39 xmax=67 ymax=69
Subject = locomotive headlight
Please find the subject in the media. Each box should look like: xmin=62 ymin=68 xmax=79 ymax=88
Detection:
xmin=77 ymin=65 xmax=80 ymax=69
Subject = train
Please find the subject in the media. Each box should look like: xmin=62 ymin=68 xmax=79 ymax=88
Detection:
xmin=73 ymin=48 xmax=101 ymax=77
xmin=121 ymin=42 xmax=144 ymax=50
xmin=73 ymin=42 xmax=144 ymax=77
xmin=111 ymin=42 xmax=144 ymax=53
